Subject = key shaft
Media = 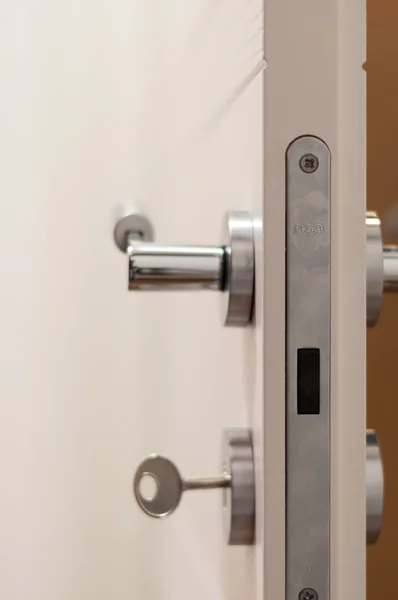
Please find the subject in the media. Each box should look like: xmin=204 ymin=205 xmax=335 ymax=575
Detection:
xmin=183 ymin=473 xmax=231 ymax=492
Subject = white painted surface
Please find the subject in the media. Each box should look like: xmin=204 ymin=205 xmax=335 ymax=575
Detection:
xmin=0 ymin=1 xmax=367 ymax=599
xmin=0 ymin=2 xmax=264 ymax=600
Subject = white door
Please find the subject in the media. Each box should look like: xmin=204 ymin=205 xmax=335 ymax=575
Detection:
xmin=0 ymin=2 xmax=366 ymax=600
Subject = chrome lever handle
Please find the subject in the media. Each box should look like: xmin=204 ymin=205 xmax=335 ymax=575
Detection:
xmin=127 ymin=241 xmax=226 ymax=291
xmin=382 ymin=245 xmax=398 ymax=292
xmin=113 ymin=208 xmax=255 ymax=327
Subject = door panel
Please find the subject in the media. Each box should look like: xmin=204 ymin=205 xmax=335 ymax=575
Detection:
xmin=0 ymin=2 xmax=264 ymax=599
xmin=0 ymin=1 xmax=368 ymax=600
xmin=367 ymin=0 xmax=398 ymax=597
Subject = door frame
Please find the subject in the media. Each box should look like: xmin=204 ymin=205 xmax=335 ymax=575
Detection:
xmin=262 ymin=1 xmax=366 ymax=598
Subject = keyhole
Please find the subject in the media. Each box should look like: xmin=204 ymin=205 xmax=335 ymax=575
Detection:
xmin=139 ymin=473 xmax=158 ymax=502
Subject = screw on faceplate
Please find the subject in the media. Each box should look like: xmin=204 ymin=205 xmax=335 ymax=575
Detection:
xmin=299 ymin=589 xmax=318 ymax=600
xmin=299 ymin=153 xmax=319 ymax=174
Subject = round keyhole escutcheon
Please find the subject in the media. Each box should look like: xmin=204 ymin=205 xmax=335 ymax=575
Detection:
xmin=221 ymin=428 xmax=255 ymax=545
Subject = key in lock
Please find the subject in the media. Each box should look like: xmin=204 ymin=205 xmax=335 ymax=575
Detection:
xmin=134 ymin=455 xmax=231 ymax=518
xmin=133 ymin=428 xmax=255 ymax=546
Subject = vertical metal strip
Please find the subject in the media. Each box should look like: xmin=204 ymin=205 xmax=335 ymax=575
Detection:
xmin=286 ymin=136 xmax=331 ymax=600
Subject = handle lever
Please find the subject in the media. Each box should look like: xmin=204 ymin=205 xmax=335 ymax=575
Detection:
xmin=127 ymin=241 xmax=226 ymax=291
xmin=114 ymin=208 xmax=255 ymax=327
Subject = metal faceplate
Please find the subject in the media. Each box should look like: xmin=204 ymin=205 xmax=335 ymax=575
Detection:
xmin=286 ymin=137 xmax=331 ymax=600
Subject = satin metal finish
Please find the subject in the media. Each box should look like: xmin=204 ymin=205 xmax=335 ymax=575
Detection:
xmin=133 ymin=455 xmax=231 ymax=519
xmin=221 ymin=428 xmax=255 ymax=546
xmin=383 ymin=245 xmax=398 ymax=292
xmin=286 ymin=136 xmax=331 ymax=600
xmin=221 ymin=212 xmax=255 ymax=327
xmin=366 ymin=430 xmax=384 ymax=545
xmin=114 ymin=209 xmax=254 ymax=327
xmin=113 ymin=206 xmax=154 ymax=251
xmin=366 ymin=212 xmax=384 ymax=326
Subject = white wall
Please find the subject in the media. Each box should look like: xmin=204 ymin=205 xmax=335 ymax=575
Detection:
xmin=0 ymin=2 xmax=263 ymax=599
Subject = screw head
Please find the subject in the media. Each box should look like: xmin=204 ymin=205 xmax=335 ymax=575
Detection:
xmin=299 ymin=153 xmax=319 ymax=174
xmin=299 ymin=589 xmax=318 ymax=600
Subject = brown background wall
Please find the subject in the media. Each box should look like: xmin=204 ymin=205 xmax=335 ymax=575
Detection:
xmin=367 ymin=0 xmax=398 ymax=597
